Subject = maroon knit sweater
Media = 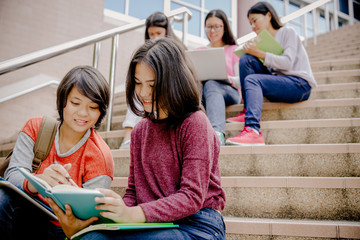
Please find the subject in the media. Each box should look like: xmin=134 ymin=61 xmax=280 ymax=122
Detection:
xmin=123 ymin=110 xmax=226 ymax=222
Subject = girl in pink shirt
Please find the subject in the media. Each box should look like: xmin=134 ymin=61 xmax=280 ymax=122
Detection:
xmin=53 ymin=38 xmax=226 ymax=240
xmin=201 ymin=9 xmax=241 ymax=146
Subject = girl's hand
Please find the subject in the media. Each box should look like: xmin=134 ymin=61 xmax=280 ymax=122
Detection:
xmin=47 ymin=197 xmax=98 ymax=238
xmin=95 ymin=188 xmax=146 ymax=223
xmin=27 ymin=163 xmax=74 ymax=193
xmin=243 ymin=40 xmax=266 ymax=60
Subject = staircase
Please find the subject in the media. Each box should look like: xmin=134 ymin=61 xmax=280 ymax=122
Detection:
xmin=0 ymin=23 xmax=359 ymax=239
xmin=106 ymin=22 xmax=360 ymax=239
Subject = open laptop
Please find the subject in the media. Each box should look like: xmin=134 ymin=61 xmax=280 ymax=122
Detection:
xmin=186 ymin=47 xmax=228 ymax=82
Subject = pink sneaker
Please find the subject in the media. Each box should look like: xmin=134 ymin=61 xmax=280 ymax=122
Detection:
xmin=226 ymin=126 xmax=265 ymax=146
xmin=226 ymin=109 xmax=246 ymax=123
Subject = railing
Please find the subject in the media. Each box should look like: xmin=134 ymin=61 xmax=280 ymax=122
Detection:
xmin=0 ymin=7 xmax=192 ymax=131
xmin=236 ymin=0 xmax=332 ymax=46
xmin=0 ymin=0 xmax=335 ymax=131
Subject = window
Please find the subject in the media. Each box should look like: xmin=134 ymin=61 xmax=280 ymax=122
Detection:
xmin=129 ymin=0 xmax=164 ymax=19
xmin=171 ymin=2 xmax=201 ymax=36
xmin=105 ymin=0 xmax=126 ymax=14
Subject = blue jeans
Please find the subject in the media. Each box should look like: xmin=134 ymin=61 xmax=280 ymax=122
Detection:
xmin=0 ymin=188 xmax=66 ymax=240
xmin=239 ymin=54 xmax=311 ymax=131
xmin=81 ymin=208 xmax=225 ymax=240
xmin=202 ymin=80 xmax=240 ymax=134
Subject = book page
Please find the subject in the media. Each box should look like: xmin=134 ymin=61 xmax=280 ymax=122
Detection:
xmin=19 ymin=167 xmax=52 ymax=190
xmin=52 ymin=184 xmax=101 ymax=193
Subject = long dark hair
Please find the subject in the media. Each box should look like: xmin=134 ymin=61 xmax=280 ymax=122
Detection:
xmin=247 ymin=2 xmax=283 ymax=30
xmin=57 ymin=65 xmax=109 ymax=129
xmin=126 ymin=38 xmax=201 ymax=128
xmin=205 ymin=9 xmax=237 ymax=45
xmin=145 ymin=11 xmax=186 ymax=49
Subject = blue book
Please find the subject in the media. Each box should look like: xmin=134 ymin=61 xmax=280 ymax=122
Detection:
xmin=17 ymin=167 xmax=107 ymax=220
xmin=0 ymin=176 xmax=57 ymax=221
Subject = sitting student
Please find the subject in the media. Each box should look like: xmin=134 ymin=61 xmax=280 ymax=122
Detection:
xmin=226 ymin=2 xmax=316 ymax=145
xmin=199 ymin=9 xmax=241 ymax=146
xmin=0 ymin=65 xmax=114 ymax=240
xmin=120 ymin=11 xmax=186 ymax=149
xmin=48 ymin=38 xmax=226 ymax=240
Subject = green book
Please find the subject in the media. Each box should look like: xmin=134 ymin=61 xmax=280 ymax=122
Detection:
xmin=71 ymin=222 xmax=179 ymax=240
xmin=17 ymin=167 xmax=108 ymax=221
xmin=234 ymin=29 xmax=284 ymax=60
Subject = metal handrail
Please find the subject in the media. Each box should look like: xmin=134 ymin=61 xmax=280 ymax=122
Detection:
xmin=0 ymin=7 xmax=192 ymax=75
xmin=0 ymin=80 xmax=59 ymax=103
xmin=236 ymin=0 xmax=332 ymax=46
xmin=0 ymin=7 xmax=192 ymax=132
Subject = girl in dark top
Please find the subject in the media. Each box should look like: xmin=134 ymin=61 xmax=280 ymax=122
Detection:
xmin=49 ymin=38 xmax=226 ymax=240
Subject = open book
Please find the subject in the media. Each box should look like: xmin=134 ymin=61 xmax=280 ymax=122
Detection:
xmin=71 ymin=222 xmax=179 ymax=240
xmin=0 ymin=177 xmax=58 ymax=221
xmin=234 ymin=29 xmax=284 ymax=60
xmin=17 ymin=166 xmax=107 ymax=220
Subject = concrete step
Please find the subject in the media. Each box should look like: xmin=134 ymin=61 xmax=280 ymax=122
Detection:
xmin=97 ymin=118 xmax=360 ymax=149
xmin=110 ymin=176 xmax=360 ymax=221
xmin=225 ymin=217 xmax=360 ymax=239
xmin=310 ymin=82 xmax=360 ymax=100
xmin=111 ymin=143 xmax=360 ymax=178
xmin=112 ymin=82 xmax=360 ymax=109
xmin=109 ymin=98 xmax=360 ymax=130
xmin=307 ymin=41 xmax=360 ymax=56
xmin=314 ymin=69 xmax=360 ymax=84
xmin=226 ymin=118 xmax=360 ymax=144
xmin=226 ymin=98 xmax=360 ymax=121
xmin=311 ymin=58 xmax=360 ymax=72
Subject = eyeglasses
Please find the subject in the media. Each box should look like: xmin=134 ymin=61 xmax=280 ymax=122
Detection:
xmin=205 ymin=24 xmax=223 ymax=32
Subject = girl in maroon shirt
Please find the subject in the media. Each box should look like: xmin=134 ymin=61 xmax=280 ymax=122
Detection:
xmin=50 ymin=38 xmax=226 ymax=239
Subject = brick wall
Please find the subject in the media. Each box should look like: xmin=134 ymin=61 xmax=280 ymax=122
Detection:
xmin=0 ymin=0 xmax=145 ymax=141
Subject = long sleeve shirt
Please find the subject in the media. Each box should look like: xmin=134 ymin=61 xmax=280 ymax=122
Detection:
xmin=123 ymin=110 xmax=225 ymax=222
xmin=264 ymin=26 xmax=317 ymax=88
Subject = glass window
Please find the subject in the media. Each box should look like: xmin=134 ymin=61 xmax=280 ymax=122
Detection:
xmin=171 ymin=2 xmax=201 ymax=36
xmin=205 ymin=0 xmax=231 ymax=18
xmin=180 ymin=0 xmax=201 ymax=7
xmin=354 ymin=1 xmax=360 ymax=20
xmin=338 ymin=0 xmax=349 ymax=14
xmin=105 ymin=0 xmax=126 ymax=13
xmin=267 ymin=0 xmax=284 ymax=17
xmin=318 ymin=15 xmax=326 ymax=34
xmin=307 ymin=29 xmax=314 ymax=38
xmin=289 ymin=2 xmax=301 ymax=23
xmin=129 ymin=0 xmax=163 ymax=19
xmin=306 ymin=12 xmax=313 ymax=26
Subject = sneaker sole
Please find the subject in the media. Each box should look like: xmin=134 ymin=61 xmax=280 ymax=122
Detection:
xmin=225 ymin=140 xmax=265 ymax=146
xmin=226 ymin=119 xmax=244 ymax=123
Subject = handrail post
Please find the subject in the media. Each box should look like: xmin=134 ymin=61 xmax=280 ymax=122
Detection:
xmin=106 ymin=34 xmax=119 ymax=132
xmin=312 ymin=9 xmax=317 ymax=45
xmin=92 ymin=42 xmax=101 ymax=69
xmin=182 ymin=12 xmax=189 ymax=46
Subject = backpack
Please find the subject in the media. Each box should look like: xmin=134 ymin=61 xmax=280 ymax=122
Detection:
xmin=0 ymin=116 xmax=58 ymax=178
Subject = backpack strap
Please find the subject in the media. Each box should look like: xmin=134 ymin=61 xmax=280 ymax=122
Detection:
xmin=32 ymin=116 xmax=58 ymax=172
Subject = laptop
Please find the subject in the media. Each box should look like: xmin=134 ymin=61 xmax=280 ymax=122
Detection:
xmin=186 ymin=47 xmax=228 ymax=82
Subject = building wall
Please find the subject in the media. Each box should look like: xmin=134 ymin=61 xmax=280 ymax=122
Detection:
xmin=0 ymin=0 xmax=145 ymax=141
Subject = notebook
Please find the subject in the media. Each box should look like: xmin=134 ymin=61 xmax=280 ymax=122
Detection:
xmin=234 ymin=29 xmax=284 ymax=61
xmin=186 ymin=47 xmax=229 ymax=82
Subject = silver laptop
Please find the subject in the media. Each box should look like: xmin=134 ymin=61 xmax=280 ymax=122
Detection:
xmin=186 ymin=48 xmax=228 ymax=81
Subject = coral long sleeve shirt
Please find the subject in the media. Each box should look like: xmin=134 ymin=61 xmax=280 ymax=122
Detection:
xmin=123 ymin=111 xmax=225 ymax=222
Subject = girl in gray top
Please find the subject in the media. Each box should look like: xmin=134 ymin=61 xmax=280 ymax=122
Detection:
xmin=226 ymin=1 xmax=316 ymax=146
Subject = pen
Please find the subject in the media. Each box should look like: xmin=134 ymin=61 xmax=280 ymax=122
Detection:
xmin=53 ymin=161 xmax=79 ymax=188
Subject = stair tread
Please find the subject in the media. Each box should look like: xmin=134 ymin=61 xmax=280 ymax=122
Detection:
xmin=224 ymin=217 xmax=360 ymax=238
xmin=111 ymin=176 xmax=360 ymax=189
